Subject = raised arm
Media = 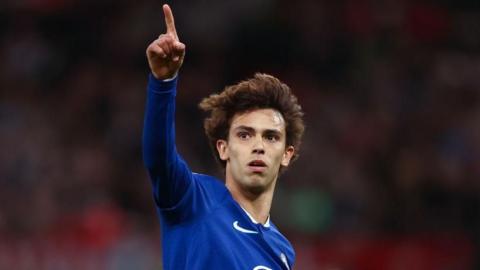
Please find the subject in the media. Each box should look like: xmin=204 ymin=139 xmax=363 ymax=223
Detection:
xmin=143 ymin=4 xmax=190 ymax=209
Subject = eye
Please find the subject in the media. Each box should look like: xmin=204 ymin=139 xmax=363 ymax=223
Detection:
xmin=265 ymin=134 xmax=280 ymax=142
xmin=237 ymin=131 xmax=251 ymax=140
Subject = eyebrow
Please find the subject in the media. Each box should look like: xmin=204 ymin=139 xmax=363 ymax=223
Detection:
xmin=233 ymin=125 xmax=283 ymax=135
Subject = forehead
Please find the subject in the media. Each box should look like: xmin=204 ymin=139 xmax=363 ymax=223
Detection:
xmin=230 ymin=108 xmax=285 ymax=131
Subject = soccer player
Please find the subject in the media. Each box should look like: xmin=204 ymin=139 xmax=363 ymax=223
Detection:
xmin=143 ymin=4 xmax=305 ymax=270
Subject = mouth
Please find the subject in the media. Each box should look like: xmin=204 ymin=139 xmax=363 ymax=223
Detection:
xmin=248 ymin=160 xmax=267 ymax=173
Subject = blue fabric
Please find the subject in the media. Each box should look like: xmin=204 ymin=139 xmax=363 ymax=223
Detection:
xmin=142 ymin=74 xmax=295 ymax=270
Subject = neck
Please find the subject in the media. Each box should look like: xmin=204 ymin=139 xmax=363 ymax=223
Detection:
xmin=225 ymin=178 xmax=276 ymax=225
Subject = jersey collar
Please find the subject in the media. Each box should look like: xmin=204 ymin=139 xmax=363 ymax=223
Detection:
xmin=240 ymin=206 xmax=271 ymax=228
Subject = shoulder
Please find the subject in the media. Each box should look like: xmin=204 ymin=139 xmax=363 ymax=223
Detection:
xmin=159 ymin=173 xmax=228 ymax=223
xmin=269 ymin=222 xmax=296 ymax=261
xmin=192 ymin=173 xmax=226 ymax=192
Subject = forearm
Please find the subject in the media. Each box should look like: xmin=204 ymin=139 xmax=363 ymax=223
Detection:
xmin=142 ymin=74 xmax=190 ymax=208
xmin=143 ymin=74 xmax=177 ymax=169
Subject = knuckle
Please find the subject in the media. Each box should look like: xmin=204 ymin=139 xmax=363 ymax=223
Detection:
xmin=146 ymin=44 xmax=154 ymax=53
xmin=157 ymin=34 xmax=166 ymax=42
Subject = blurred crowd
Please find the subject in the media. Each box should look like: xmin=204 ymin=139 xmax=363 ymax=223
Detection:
xmin=1 ymin=0 xmax=479 ymax=269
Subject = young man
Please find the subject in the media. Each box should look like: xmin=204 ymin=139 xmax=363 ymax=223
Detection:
xmin=143 ymin=4 xmax=305 ymax=270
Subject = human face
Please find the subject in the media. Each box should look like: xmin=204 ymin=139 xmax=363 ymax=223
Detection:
xmin=216 ymin=108 xmax=294 ymax=195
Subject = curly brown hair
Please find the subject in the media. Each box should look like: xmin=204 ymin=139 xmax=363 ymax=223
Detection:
xmin=198 ymin=73 xmax=305 ymax=168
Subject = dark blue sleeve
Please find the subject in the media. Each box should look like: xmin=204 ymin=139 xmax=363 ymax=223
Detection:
xmin=142 ymin=74 xmax=193 ymax=209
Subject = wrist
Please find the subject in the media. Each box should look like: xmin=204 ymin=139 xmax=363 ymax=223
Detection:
xmin=148 ymin=73 xmax=178 ymax=93
xmin=162 ymin=73 xmax=178 ymax=82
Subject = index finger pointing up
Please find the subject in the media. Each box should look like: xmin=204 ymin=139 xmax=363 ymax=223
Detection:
xmin=163 ymin=4 xmax=178 ymax=40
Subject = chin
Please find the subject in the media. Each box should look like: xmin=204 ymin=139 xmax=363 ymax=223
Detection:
xmin=243 ymin=176 xmax=272 ymax=195
xmin=245 ymin=184 xmax=267 ymax=196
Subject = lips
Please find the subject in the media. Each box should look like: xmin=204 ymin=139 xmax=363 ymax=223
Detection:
xmin=248 ymin=160 xmax=267 ymax=173
xmin=248 ymin=160 xmax=267 ymax=167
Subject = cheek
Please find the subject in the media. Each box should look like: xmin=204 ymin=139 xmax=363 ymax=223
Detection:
xmin=227 ymin=144 xmax=243 ymax=162
xmin=273 ymin=144 xmax=287 ymax=156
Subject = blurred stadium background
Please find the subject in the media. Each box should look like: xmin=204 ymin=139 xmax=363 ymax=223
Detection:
xmin=1 ymin=0 xmax=479 ymax=269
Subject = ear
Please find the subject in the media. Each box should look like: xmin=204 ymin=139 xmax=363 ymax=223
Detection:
xmin=216 ymin=139 xmax=229 ymax=161
xmin=281 ymin=146 xmax=295 ymax=167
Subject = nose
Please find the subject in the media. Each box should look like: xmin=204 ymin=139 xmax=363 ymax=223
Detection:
xmin=252 ymin=148 xmax=265 ymax=155
xmin=252 ymin=136 xmax=265 ymax=155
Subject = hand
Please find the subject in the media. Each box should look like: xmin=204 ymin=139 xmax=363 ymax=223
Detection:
xmin=146 ymin=4 xmax=186 ymax=80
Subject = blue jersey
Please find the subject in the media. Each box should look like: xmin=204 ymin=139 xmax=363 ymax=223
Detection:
xmin=142 ymin=74 xmax=295 ymax=270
